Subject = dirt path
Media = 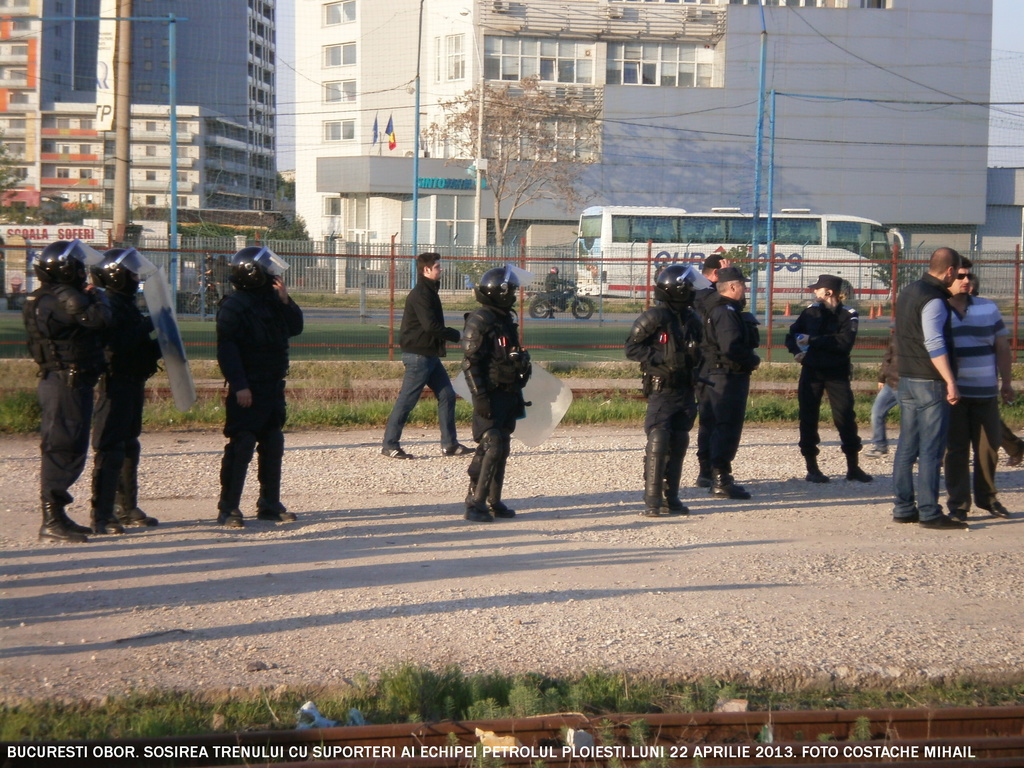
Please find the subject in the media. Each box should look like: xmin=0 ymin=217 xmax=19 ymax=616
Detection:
xmin=2 ymin=425 xmax=1022 ymax=703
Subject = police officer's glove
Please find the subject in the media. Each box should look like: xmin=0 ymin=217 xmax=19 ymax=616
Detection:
xmin=473 ymin=396 xmax=492 ymax=420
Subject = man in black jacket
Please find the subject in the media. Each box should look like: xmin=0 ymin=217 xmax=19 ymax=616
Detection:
xmin=699 ymin=267 xmax=760 ymax=500
xmin=382 ymin=252 xmax=470 ymax=459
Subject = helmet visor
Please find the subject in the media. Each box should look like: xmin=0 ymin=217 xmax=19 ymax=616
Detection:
xmin=250 ymin=246 xmax=289 ymax=276
xmin=63 ymin=239 xmax=106 ymax=267
xmin=679 ymin=264 xmax=712 ymax=291
xmin=503 ymin=264 xmax=534 ymax=288
xmin=108 ymin=247 xmax=158 ymax=278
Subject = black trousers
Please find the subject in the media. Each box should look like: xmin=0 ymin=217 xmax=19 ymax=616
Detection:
xmin=91 ymin=376 xmax=146 ymax=516
xmin=38 ymin=371 xmax=95 ymax=507
xmin=644 ymin=387 xmax=697 ymax=437
xmin=219 ymin=379 xmax=287 ymax=512
xmin=699 ymin=371 xmax=750 ymax=471
xmin=797 ymin=367 xmax=861 ymax=458
xmin=468 ymin=389 xmax=522 ymax=487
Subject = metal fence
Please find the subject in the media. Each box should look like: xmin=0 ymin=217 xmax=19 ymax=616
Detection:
xmin=2 ymin=240 xmax=1022 ymax=364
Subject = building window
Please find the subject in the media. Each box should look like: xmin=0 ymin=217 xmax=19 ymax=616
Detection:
xmin=324 ymin=80 xmax=356 ymax=103
xmin=446 ymin=34 xmax=465 ymax=81
xmin=57 ymin=118 xmax=71 ymax=129
xmin=145 ymin=195 xmax=157 ymax=205
xmin=79 ymin=119 xmax=93 ymax=130
xmin=324 ymin=120 xmax=355 ymax=141
xmin=324 ymin=0 xmax=355 ymax=25
xmin=324 ymin=43 xmax=356 ymax=67
xmin=484 ymin=37 xmax=593 ymax=84
xmin=146 ymin=170 xmax=157 ymax=181
xmin=79 ymin=144 xmax=90 ymax=154
xmin=145 ymin=145 xmax=157 ymax=156
xmin=79 ymin=169 xmax=93 ymax=179
xmin=324 ymin=197 xmax=342 ymax=216
xmin=56 ymin=168 xmax=71 ymax=178
xmin=10 ymin=92 xmax=30 ymax=104
xmin=606 ymin=42 xmax=713 ymax=87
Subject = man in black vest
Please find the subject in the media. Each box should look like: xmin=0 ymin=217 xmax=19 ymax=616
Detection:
xmin=693 ymin=254 xmax=731 ymax=487
xmin=892 ymin=247 xmax=965 ymax=530
xmin=216 ymin=246 xmax=304 ymax=528
xmin=23 ymin=240 xmax=112 ymax=542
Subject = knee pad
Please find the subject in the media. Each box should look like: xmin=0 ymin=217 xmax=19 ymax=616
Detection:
xmin=230 ymin=431 xmax=258 ymax=458
xmin=646 ymin=428 xmax=671 ymax=454
xmin=480 ymin=428 xmax=503 ymax=458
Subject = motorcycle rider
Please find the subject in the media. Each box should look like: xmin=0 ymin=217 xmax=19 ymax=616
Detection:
xmin=625 ymin=265 xmax=704 ymax=516
xmin=461 ymin=266 xmax=532 ymax=522
xmin=23 ymin=239 xmax=112 ymax=543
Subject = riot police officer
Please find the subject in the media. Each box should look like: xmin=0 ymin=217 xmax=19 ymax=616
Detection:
xmin=625 ymin=265 xmax=704 ymax=517
xmin=89 ymin=248 xmax=163 ymax=534
xmin=462 ymin=266 xmax=532 ymax=523
xmin=216 ymin=246 xmax=303 ymax=528
xmin=23 ymin=239 xmax=112 ymax=542
xmin=699 ymin=266 xmax=760 ymax=500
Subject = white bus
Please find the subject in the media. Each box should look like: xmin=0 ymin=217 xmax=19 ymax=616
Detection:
xmin=576 ymin=206 xmax=901 ymax=300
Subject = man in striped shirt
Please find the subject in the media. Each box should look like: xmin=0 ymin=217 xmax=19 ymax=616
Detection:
xmin=944 ymin=259 xmax=1014 ymax=521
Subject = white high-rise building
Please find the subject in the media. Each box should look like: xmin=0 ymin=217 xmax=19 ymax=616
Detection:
xmin=294 ymin=0 xmax=991 ymax=249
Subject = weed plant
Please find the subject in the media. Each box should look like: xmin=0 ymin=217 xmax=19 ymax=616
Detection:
xmin=2 ymin=666 xmax=1023 ymax=742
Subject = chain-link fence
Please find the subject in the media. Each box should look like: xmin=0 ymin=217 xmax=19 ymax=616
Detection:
xmin=2 ymin=240 xmax=1022 ymax=364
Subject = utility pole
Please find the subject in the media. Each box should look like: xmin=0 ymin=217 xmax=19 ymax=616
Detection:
xmin=112 ymin=0 xmax=133 ymax=244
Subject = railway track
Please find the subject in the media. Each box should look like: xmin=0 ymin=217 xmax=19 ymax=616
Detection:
xmin=5 ymin=705 xmax=1024 ymax=768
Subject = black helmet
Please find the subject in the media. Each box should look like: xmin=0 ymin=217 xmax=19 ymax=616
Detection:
xmin=34 ymin=239 xmax=103 ymax=286
xmin=654 ymin=264 xmax=696 ymax=309
xmin=229 ymin=245 xmax=288 ymax=290
xmin=475 ymin=266 xmax=519 ymax=309
xmin=93 ymin=247 xmax=153 ymax=296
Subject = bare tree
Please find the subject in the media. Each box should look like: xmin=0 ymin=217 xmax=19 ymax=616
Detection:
xmin=428 ymin=77 xmax=600 ymax=247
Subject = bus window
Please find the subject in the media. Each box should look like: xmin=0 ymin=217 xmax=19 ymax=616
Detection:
xmin=773 ymin=218 xmax=821 ymax=245
xmin=612 ymin=215 xmax=679 ymax=243
xmin=682 ymin=216 xmax=725 ymax=244
xmin=827 ymin=220 xmax=869 ymax=255
xmin=726 ymin=217 xmax=752 ymax=244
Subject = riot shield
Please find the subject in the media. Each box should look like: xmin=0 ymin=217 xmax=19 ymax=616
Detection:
xmin=453 ymin=364 xmax=572 ymax=448
xmin=142 ymin=267 xmax=196 ymax=412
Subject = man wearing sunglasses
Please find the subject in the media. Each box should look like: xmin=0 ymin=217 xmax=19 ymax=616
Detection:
xmin=943 ymin=260 xmax=1014 ymax=522
xmin=891 ymin=247 xmax=965 ymax=530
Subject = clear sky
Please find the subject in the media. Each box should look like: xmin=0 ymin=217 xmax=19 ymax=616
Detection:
xmin=275 ymin=1 xmax=1022 ymax=171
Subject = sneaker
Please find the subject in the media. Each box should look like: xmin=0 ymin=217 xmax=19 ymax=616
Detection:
xmin=442 ymin=443 xmax=473 ymax=457
xmin=985 ymin=501 xmax=1011 ymax=519
xmin=217 ymin=509 xmax=245 ymax=528
xmin=382 ymin=447 xmax=413 ymax=459
xmin=805 ymin=470 xmax=830 ymax=483
xmin=893 ymin=513 xmax=919 ymax=524
xmin=862 ymin=445 xmax=888 ymax=458
xmin=919 ymin=515 xmax=969 ymax=530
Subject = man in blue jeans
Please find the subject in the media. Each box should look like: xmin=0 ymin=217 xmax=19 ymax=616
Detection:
xmin=382 ymin=252 xmax=471 ymax=459
xmin=892 ymin=247 xmax=966 ymax=530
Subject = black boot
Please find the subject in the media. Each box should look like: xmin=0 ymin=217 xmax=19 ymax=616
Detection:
xmin=486 ymin=435 xmax=515 ymax=518
xmin=466 ymin=431 xmax=501 ymax=522
xmin=711 ymin=468 xmax=751 ymax=500
xmin=805 ymin=455 xmax=829 ymax=484
xmin=257 ymin=499 xmax=297 ymax=522
xmin=218 ymin=432 xmax=256 ymax=526
xmin=91 ymin=450 xmax=126 ymax=534
xmin=114 ymin=450 xmax=158 ymax=526
xmin=256 ymin=432 xmax=294 ymax=521
xmin=39 ymin=502 xmax=89 ymax=543
xmin=846 ymin=452 xmax=873 ymax=483
xmin=664 ymin=432 xmax=689 ymax=515
xmin=642 ymin=429 xmax=670 ymax=517
xmin=695 ymin=459 xmax=712 ymax=489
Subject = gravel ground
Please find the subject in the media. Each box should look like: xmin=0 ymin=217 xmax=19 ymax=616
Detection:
xmin=2 ymin=424 xmax=1023 ymax=704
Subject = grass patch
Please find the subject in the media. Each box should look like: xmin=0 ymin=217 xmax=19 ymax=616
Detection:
xmin=2 ymin=667 xmax=1023 ymax=741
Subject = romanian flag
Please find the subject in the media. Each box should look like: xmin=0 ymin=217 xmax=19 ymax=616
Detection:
xmin=386 ymin=115 xmax=396 ymax=150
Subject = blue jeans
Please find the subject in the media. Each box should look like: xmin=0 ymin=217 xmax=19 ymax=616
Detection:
xmin=870 ymin=383 xmax=899 ymax=449
xmin=383 ymin=353 xmax=458 ymax=451
xmin=892 ymin=377 xmax=951 ymax=522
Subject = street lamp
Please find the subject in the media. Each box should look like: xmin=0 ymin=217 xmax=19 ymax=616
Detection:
xmin=412 ymin=0 xmax=425 ymax=252
xmin=461 ymin=7 xmax=486 ymax=252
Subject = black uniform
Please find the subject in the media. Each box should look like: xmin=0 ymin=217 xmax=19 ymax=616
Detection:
xmin=216 ymin=283 xmax=303 ymax=523
xmin=692 ymin=284 xmax=717 ymax=485
xmin=90 ymin=291 xmax=162 ymax=530
xmin=700 ymin=291 xmax=760 ymax=498
xmin=785 ymin=300 xmax=866 ymax=480
xmin=625 ymin=304 xmax=702 ymax=516
xmin=24 ymin=281 xmax=112 ymax=540
xmin=461 ymin=305 xmax=531 ymax=521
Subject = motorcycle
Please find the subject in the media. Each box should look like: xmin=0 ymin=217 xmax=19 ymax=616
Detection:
xmin=528 ymin=285 xmax=595 ymax=320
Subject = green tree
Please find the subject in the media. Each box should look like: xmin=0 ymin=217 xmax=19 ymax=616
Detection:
xmin=0 ymin=131 xmax=21 ymax=210
xmin=427 ymin=76 xmax=600 ymax=247
xmin=267 ymin=214 xmax=309 ymax=241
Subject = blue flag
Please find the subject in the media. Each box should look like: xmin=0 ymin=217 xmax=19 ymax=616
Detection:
xmin=372 ymin=115 xmax=379 ymax=146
